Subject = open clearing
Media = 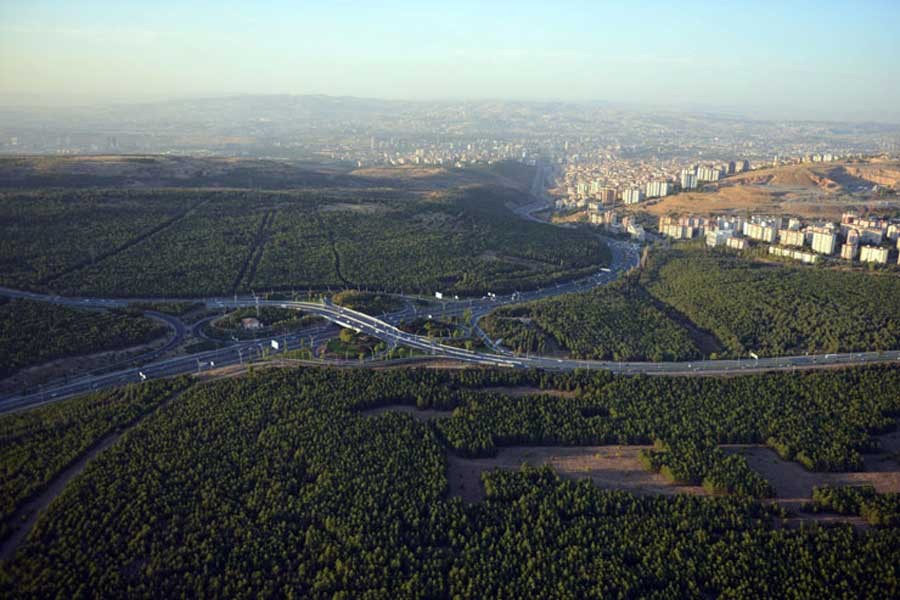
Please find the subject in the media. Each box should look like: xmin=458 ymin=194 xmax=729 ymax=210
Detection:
xmin=447 ymin=445 xmax=708 ymax=503
xmin=725 ymin=432 xmax=900 ymax=510
xmin=448 ymin=434 xmax=900 ymax=508
xmin=637 ymin=161 xmax=900 ymax=221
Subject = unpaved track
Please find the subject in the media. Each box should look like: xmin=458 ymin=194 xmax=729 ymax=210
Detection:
xmin=0 ymin=389 xmax=186 ymax=562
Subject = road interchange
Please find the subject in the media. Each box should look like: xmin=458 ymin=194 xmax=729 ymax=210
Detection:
xmin=2 ymin=174 xmax=899 ymax=411
xmin=2 ymin=231 xmax=899 ymax=414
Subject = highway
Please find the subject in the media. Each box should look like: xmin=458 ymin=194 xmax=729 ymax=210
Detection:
xmin=0 ymin=238 xmax=636 ymax=412
xmin=1 ymin=174 xmax=898 ymax=411
xmin=4 ymin=232 xmax=900 ymax=413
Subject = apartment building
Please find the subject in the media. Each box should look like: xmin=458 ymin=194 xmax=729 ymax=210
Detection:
xmin=860 ymin=245 xmax=889 ymax=264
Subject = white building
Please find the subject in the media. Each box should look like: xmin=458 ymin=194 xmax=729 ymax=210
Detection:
xmin=661 ymin=223 xmax=694 ymax=240
xmin=778 ymin=229 xmax=805 ymax=247
xmin=840 ymin=243 xmax=858 ymax=261
xmin=706 ymin=229 xmax=733 ymax=247
xmin=697 ymin=165 xmax=721 ymax=182
xmin=860 ymin=245 xmax=889 ymax=264
xmin=726 ymin=237 xmax=748 ymax=251
xmin=769 ymin=246 xmax=819 ymax=264
xmin=680 ymin=170 xmax=698 ymax=190
xmin=744 ymin=222 xmax=776 ymax=243
xmin=645 ymin=180 xmax=673 ymax=198
xmin=622 ymin=188 xmax=644 ymax=205
xmin=811 ymin=231 xmax=837 ymax=255
xmin=627 ymin=223 xmax=646 ymax=241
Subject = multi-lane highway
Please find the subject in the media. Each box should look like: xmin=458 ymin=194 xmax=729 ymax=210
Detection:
xmin=3 ymin=227 xmax=898 ymax=415
xmin=2 ymin=185 xmax=898 ymax=413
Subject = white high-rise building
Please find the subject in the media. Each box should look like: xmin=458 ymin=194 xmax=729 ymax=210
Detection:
xmin=697 ymin=165 xmax=722 ymax=182
xmin=622 ymin=188 xmax=644 ymax=204
xmin=778 ymin=229 xmax=805 ymax=247
xmin=645 ymin=181 xmax=673 ymax=198
xmin=811 ymin=231 xmax=837 ymax=255
xmin=860 ymin=245 xmax=889 ymax=264
xmin=681 ymin=171 xmax=698 ymax=190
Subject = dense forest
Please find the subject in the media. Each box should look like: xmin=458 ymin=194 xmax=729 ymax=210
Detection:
xmin=2 ymin=367 xmax=898 ymax=597
xmin=0 ymin=189 xmax=195 ymax=289
xmin=0 ymin=378 xmax=189 ymax=541
xmin=1 ymin=186 xmax=608 ymax=298
xmin=641 ymin=245 xmax=900 ymax=357
xmin=0 ymin=298 xmax=168 ymax=379
xmin=810 ymin=485 xmax=900 ymax=527
xmin=480 ymin=278 xmax=702 ymax=361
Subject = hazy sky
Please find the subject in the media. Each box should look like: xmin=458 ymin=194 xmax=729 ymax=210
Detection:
xmin=2 ymin=0 xmax=899 ymax=121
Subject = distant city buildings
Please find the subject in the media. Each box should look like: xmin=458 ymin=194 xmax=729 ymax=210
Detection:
xmin=597 ymin=187 xmax=617 ymax=205
xmin=727 ymin=237 xmax=748 ymax=251
xmin=743 ymin=218 xmax=779 ymax=243
xmin=840 ymin=243 xmax=858 ymax=261
xmin=696 ymin=165 xmax=721 ymax=182
xmin=778 ymin=228 xmax=805 ymax=247
xmin=706 ymin=229 xmax=733 ymax=247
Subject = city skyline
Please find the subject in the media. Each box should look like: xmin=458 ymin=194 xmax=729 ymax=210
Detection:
xmin=2 ymin=0 xmax=900 ymax=122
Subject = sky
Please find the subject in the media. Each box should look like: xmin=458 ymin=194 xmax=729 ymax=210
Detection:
xmin=2 ymin=0 xmax=899 ymax=122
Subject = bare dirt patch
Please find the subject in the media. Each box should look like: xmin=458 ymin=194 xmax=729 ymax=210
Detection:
xmin=483 ymin=386 xmax=576 ymax=398
xmin=446 ymin=436 xmax=900 ymax=519
xmin=644 ymin=186 xmax=786 ymax=217
xmin=724 ymin=442 xmax=900 ymax=512
xmin=447 ymin=445 xmax=708 ymax=503
xmin=843 ymin=162 xmax=900 ymax=189
xmin=640 ymin=185 xmax=900 ymax=222
xmin=723 ymin=163 xmax=843 ymax=191
xmin=351 ymin=167 xmax=449 ymax=179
